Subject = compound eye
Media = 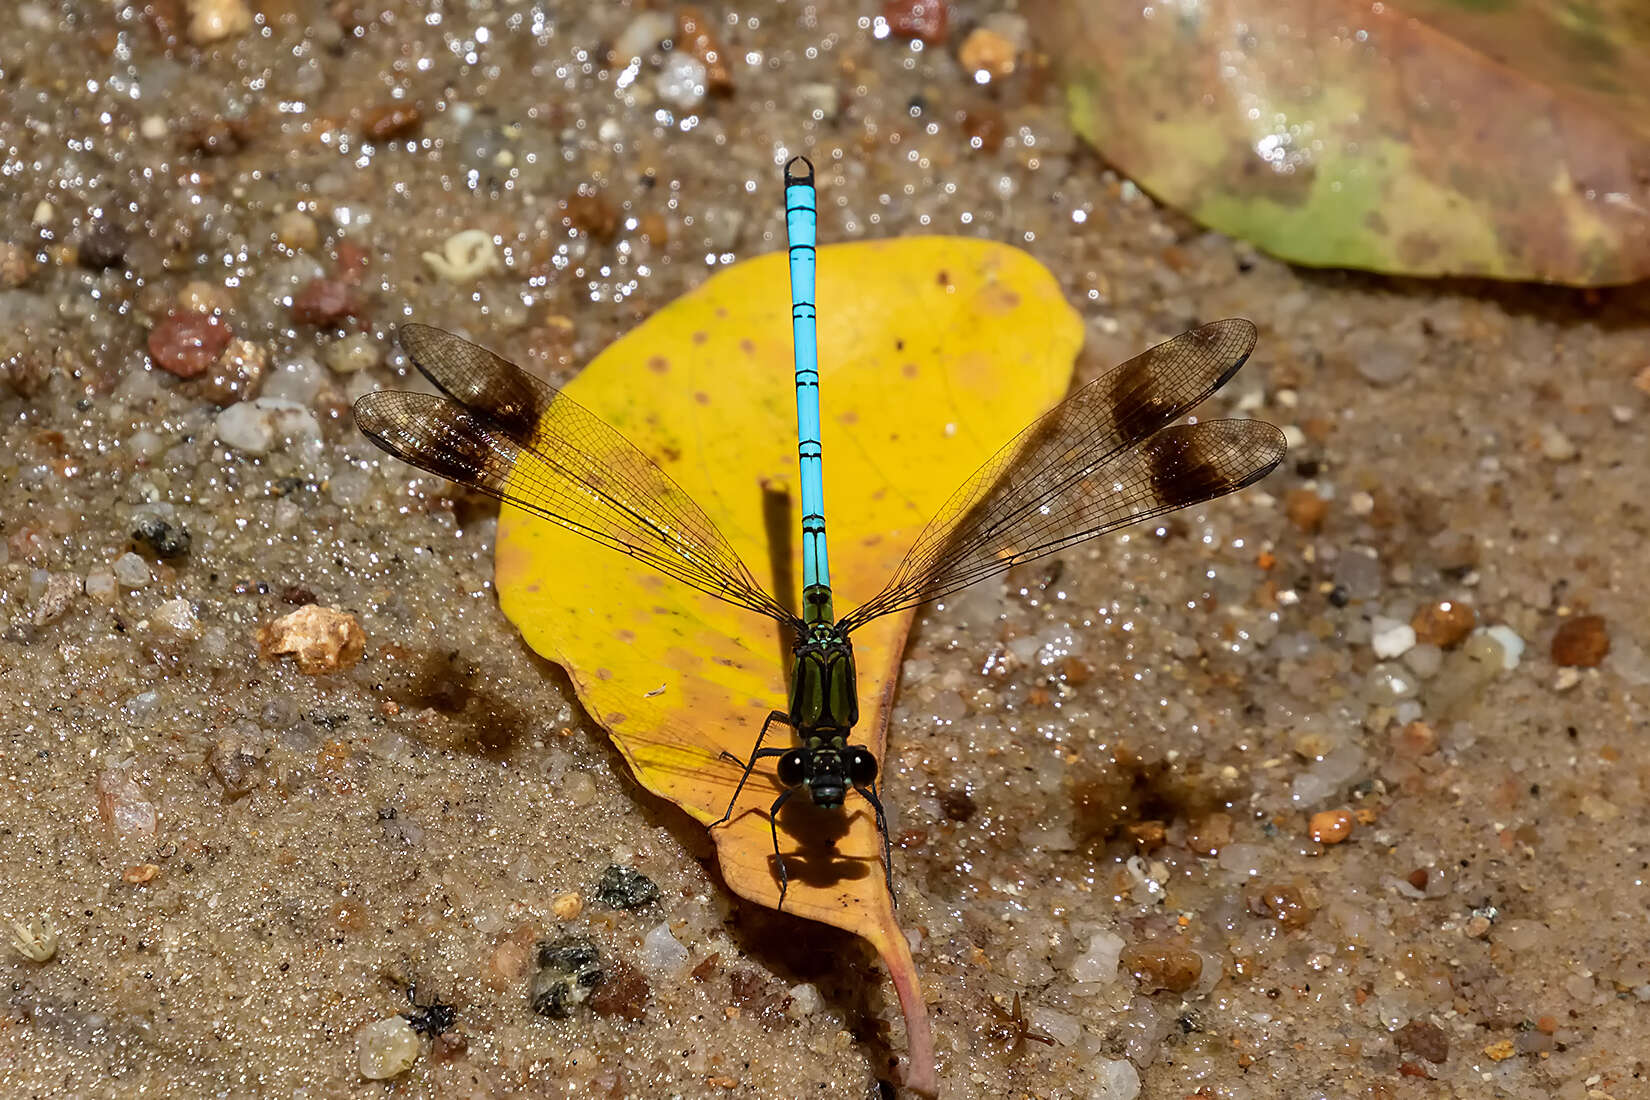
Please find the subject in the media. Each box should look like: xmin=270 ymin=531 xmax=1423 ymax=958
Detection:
xmin=776 ymin=750 xmax=806 ymax=787
xmin=847 ymin=747 xmax=878 ymax=785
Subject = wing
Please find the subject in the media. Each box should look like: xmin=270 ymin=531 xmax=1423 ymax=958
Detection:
xmin=354 ymin=324 xmax=799 ymax=626
xmin=839 ymin=319 xmax=1285 ymax=631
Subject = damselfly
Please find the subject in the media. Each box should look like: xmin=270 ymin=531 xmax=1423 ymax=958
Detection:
xmin=353 ymin=156 xmax=1286 ymax=908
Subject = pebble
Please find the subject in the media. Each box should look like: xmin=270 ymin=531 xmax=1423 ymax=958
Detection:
xmin=1552 ymin=666 xmax=1583 ymax=692
xmin=1333 ymin=547 xmax=1383 ymax=601
xmin=96 ymin=769 xmax=158 ymax=836
xmin=551 ymin=892 xmax=584 ymax=921
xmin=595 ymin=865 xmax=660 ymax=909
xmin=84 ymin=568 xmax=117 ymax=603
xmin=77 ymin=220 xmax=129 ymax=270
xmin=1496 ymin=919 xmax=1547 ymax=952
xmin=1089 ymin=1057 xmax=1141 ymax=1099
xmin=1393 ymin=719 xmax=1439 ymax=757
xmin=1410 ymin=600 xmax=1475 ymax=647
xmin=260 ymin=355 xmax=326 ymax=404
xmin=1215 ymin=842 xmax=1266 ymax=877
xmin=882 ymin=0 xmax=951 ymax=44
xmin=1308 ymin=808 xmax=1354 ymax=844
xmin=1068 ymin=930 xmax=1124 ymax=984
xmin=656 ymin=52 xmax=709 ymax=110
xmin=958 ymin=26 xmax=1017 ymax=81
xmin=1484 ymin=625 xmax=1524 ymax=670
xmin=612 ymin=10 xmax=674 ymax=63
xmin=214 ymin=398 xmax=321 ymax=457
xmin=208 ymin=733 xmax=263 ymax=798
xmin=0 ymin=241 xmax=32 ymax=288
xmin=276 ymin=211 xmax=320 ymax=251
xmin=1185 ymin=812 xmax=1232 ymax=856
xmin=152 ymin=597 xmax=201 ymax=639
xmin=31 ymin=572 xmax=79 ymax=625
xmin=1291 ymin=745 xmax=1366 ymax=806
xmin=124 ymin=691 xmax=161 ymax=728
xmin=132 ymin=515 xmax=190 ymax=559
xmin=1119 ymin=942 xmax=1202 ymax=993
xmin=291 ymin=277 xmax=360 ymax=326
xmin=1352 ymin=342 xmax=1414 ymax=386
xmin=676 ymin=7 xmax=733 ymax=92
xmin=256 ymin=605 xmax=365 ymax=674
xmin=112 ymin=552 xmax=151 ymax=588
xmin=1539 ymin=424 xmax=1577 ymax=462
xmin=1429 ymin=632 xmax=1506 ymax=717
xmin=1370 ymin=616 xmax=1416 ymax=659
xmin=640 ymin=922 xmax=689 ymax=974
xmin=1029 ymin=1004 xmax=1080 ymax=1047
xmin=356 ymin=1015 xmax=420 ymax=1079
xmin=777 ymin=981 xmax=820 ymax=1020
xmin=9 ymin=915 xmax=57 ymax=962
xmin=1283 ymin=488 xmax=1328 ymax=533
xmin=323 ymin=332 xmax=380 ymax=374
xmin=796 ymin=82 xmax=841 ymax=121
xmin=197 ymin=337 xmax=268 ymax=405
xmin=123 ymin=863 xmax=160 ymax=885
xmin=176 ymin=280 xmax=231 ymax=315
xmin=529 ymin=937 xmax=604 ymax=1017
xmin=589 ymin=958 xmax=650 ymax=1020
xmin=1550 ymin=614 xmax=1609 ymax=667
xmin=562 ymin=771 xmax=597 ymax=806
xmin=560 ymin=191 xmax=620 ymax=241
xmin=362 ymin=101 xmax=424 ymax=141
xmin=1397 ymin=1019 xmax=1450 ymax=1063
xmin=1402 ymin=642 xmax=1443 ymax=677
xmin=148 ymin=311 xmax=232 ymax=378
xmin=1244 ymin=881 xmax=1316 ymax=928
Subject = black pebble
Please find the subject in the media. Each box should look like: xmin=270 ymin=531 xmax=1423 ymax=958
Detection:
xmin=529 ymin=937 xmax=604 ymax=1018
xmin=133 ymin=516 xmax=190 ymax=559
xmin=78 ymin=221 xmax=130 ymax=270
xmin=403 ymin=997 xmax=456 ymax=1037
xmin=595 ymin=865 xmax=660 ymax=910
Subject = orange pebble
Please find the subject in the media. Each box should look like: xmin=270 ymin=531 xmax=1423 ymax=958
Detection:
xmin=1309 ymin=808 xmax=1354 ymax=844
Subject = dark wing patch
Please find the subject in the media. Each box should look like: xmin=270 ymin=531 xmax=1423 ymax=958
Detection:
xmin=354 ymin=325 xmax=797 ymax=625
xmin=840 ymin=320 xmax=1282 ymax=631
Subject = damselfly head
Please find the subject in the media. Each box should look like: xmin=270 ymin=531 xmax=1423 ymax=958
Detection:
xmin=806 ymin=759 xmax=846 ymax=809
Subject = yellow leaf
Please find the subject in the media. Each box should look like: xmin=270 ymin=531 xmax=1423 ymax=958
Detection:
xmin=495 ymin=237 xmax=1080 ymax=1090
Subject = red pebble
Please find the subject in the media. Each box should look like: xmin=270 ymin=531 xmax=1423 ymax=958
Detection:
xmin=1551 ymin=614 xmax=1610 ymax=668
xmin=291 ymin=277 xmax=360 ymax=325
xmin=882 ymin=0 xmax=950 ymax=44
xmin=148 ymin=311 xmax=232 ymax=378
xmin=333 ymin=240 xmax=371 ymax=284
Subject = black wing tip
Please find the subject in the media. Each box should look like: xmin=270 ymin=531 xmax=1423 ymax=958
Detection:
xmin=1237 ymin=421 xmax=1289 ymax=489
xmin=396 ymin=320 xmax=440 ymax=347
xmin=396 ymin=321 xmax=454 ymax=364
xmin=1193 ymin=318 xmax=1259 ymax=387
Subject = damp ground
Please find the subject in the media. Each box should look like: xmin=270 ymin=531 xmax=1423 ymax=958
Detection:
xmin=1 ymin=3 xmax=1647 ymax=1099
